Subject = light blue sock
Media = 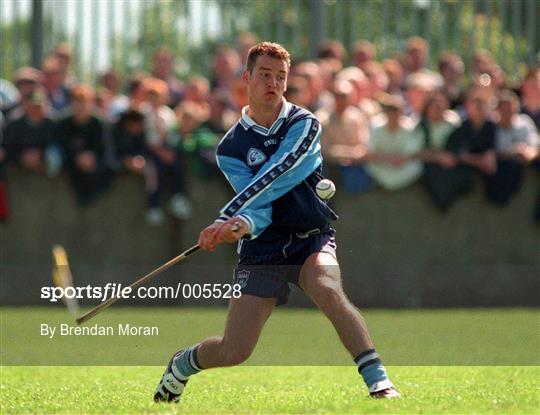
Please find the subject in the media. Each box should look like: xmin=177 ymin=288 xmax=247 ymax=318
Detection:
xmin=172 ymin=345 xmax=202 ymax=379
xmin=354 ymin=349 xmax=391 ymax=390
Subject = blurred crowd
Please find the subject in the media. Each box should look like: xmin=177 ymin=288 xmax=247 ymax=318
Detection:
xmin=0 ymin=33 xmax=539 ymax=225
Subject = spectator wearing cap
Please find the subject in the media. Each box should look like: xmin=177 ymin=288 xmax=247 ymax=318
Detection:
xmin=4 ymin=67 xmax=42 ymax=121
xmin=42 ymin=55 xmax=71 ymax=115
xmin=319 ymin=79 xmax=372 ymax=193
xmin=485 ymin=89 xmax=539 ymax=205
xmin=404 ymin=71 xmax=447 ymax=123
xmin=364 ymin=93 xmax=423 ymax=190
xmin=2 ymin=89 xmax=55 ymax=174
xmin=56 ymin=85 xmax=112 ymax=205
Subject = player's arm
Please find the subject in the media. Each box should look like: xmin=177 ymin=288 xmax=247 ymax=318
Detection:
xmin=198 ymin=152 xmax=273 ymax=250
xmin=215 ymin=117 xmax=322 ymax=242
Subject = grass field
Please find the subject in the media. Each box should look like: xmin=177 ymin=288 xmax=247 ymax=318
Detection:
xmin=1 ymin=307 xmax=539 ymax=414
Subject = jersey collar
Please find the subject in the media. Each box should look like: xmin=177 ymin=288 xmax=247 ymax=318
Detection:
xmin=239 ymin=98 xmax=291 ymax=136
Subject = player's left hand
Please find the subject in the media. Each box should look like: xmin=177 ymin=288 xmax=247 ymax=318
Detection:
xmin=214 ymin=218 xmax=249 ymax=244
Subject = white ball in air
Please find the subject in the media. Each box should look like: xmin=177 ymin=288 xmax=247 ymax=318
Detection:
xmin=316 ymin=179 xmax=336 ymax=200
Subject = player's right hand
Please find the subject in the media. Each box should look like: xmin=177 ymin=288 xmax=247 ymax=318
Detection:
xmin=198 ymin=222 xmax=222 ymax=251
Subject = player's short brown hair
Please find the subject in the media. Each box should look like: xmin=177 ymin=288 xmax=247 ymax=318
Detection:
xmin=246 ymin=42 xmax=291 ymax=73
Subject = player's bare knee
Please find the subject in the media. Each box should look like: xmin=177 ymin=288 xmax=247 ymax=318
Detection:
xmin=309 ymin=277 xmax=345 ymax=309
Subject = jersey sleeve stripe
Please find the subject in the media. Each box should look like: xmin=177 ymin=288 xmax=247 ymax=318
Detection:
xmin=220 ymin=118 xmax=319 ymax=218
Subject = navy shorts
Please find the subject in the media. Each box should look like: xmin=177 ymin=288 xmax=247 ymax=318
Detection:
xmin=233 ymin=229 xmax=337 ymax=306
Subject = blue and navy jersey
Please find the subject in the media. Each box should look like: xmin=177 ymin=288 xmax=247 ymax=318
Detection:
xmin=215 ymin=99 xmax=337 ymax=243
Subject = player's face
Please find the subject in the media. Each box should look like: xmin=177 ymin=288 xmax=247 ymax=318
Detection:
xmin=244 ymin=55 xmax=288 ymax=107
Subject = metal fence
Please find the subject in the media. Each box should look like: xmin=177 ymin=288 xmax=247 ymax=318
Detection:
xmin=1 ymin=0 xmax=538 ymax=83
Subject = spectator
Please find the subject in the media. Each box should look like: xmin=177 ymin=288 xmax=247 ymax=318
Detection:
xmin=2 ymin=90 xmax=55 ymax=174
xmin=292 ymin=61 xmax=331 ymax=112
xmin=364 ymin=94 xmax=423 ymax=190
xmin=351 ymin=40 xmax=376 ymax=70
xmin=211 ymin=46 xmax=242 ymax=92
xmin=520 ymin=67 xmax=539 ymax=129
xmin=183 ymin=76 xmax=211 ymax=114
xmin=319 ymin=79 xmax=372 ymax=193
xmin=100 ymin=70 xmax=129 ymax=122
xmin=112 ymin=109 xmax=147 ymax=175
xmin=485 ymin=90 xmax=539 ymax=205
xmin=284 ymin=75 xmax=311 ymax=109
xmin=236 ymin=32 xmax=258 ymax=67
xmin=382 ymin=59 xmax=405 ymax=96
xmin=0 ymin=78 xmax=19 ymax=114
xmin=362 ymin=61 xmax=389 ymax=100
xmin=4 ymin=67 xmax=43 ymax=122
xmin=446 ymin=87 xmax=498 ymax=198
xmin=318 ymin=57 xmax=341 ymax=90
xmin=203 ymin=89 xmax=237 ymax=136
xmin=52 ymin=42 xmax=77 ymax=87
xmin=470 ymin=49 xmax=495 ymax=77
xmin=152 ymin=48 xmax=184 ymax=107
xmin=404 ymin=71 xmax=445 ymax=123
xmin=412 ymin=91 xmax=462 ymax=211
xmin=108 ymin=71 xmax=148 ymax=120
xmin=142 ymin=78 xmax=190 ymax=225
xmin=403 ymin=37 xmax=442 ymax=82
xmin=42 ymin=55 xmax=71 ymax=115
xmin=56 ymin=85 xmax=112 ymax=205
xmin=438 ymin=52 xmax=465 ymax=109
xmin=176 ymin=100 xmax=219 ymax=180
xmin=318 ymin=39 xmax=346 ymax=69
xmin=336 ymin=66 xmax=381 ymax=122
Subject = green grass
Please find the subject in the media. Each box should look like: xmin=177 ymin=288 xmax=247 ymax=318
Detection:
xmin=1 ymin=366 xmax=539 ymax=414
xmin=1 ymin=307 xmax=539 ymax=414
xmin=1 ymin=307 xmax=539 ymax=365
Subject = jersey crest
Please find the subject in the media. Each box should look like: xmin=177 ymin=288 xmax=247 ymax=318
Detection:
xmin=247 ymin=148 xmax=266 ymax=166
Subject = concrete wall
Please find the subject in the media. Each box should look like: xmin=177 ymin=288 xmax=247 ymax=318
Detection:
xmin=1 ymin=168 xmax=538 ymax=307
